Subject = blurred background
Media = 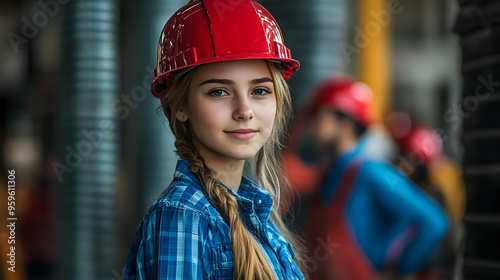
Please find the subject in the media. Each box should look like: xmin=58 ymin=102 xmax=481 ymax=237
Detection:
xmin=0 ymin=0 xmax=499 ymax=279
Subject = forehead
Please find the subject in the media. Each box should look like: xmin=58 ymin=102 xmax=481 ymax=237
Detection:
xmin=192 ymin=60 xmax=272 ymax=83
xmin=315 ymin=107 xmax=338 ymax=120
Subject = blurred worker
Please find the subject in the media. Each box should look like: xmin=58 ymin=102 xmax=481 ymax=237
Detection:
xmin=389 ymin=119 xmax=461 ymax=280
xmin=387 ymin=112 xmax=465 ymax=226
xmin=282 ymin=76 xmax=449 ymax=280
xmin=391 ymin=122 xmax=445 ymax=203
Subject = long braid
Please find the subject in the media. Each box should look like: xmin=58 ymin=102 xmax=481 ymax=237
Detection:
xmin=175 ymin=139 xmax=275 ymax=280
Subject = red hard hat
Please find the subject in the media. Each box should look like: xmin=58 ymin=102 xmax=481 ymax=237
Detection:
xmin=311 ymin=76 xmax=374 ymax=127
xmin=151 ymin=0 xmax=300 ymax=97
xmin=398 ymin=126 xmax=443 ymax=166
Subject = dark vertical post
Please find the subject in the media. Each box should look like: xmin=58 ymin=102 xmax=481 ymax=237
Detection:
xmin=455 ymin=1 xmax=500 ymax=278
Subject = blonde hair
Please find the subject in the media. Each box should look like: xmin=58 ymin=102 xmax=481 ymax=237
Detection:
xmin=159 ymin=61 xmax=306 ymax=279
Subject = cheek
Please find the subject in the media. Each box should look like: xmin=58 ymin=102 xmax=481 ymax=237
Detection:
xmin=256 ymin=100 xmax=277 ymax=129
xmin=188 ymin=99 xmax=226 ymax=137
xmin=315 ymin=115 xmax=336 ymax=138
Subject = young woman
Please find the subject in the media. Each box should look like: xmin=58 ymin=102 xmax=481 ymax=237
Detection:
xmin=123 ymin=0 xmax=305 ymax=279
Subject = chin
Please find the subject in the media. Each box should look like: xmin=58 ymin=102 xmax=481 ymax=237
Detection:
xmin=226 ymin=147 xmax=260 ymax=161
xmin=228 ymin=152 xmax=258 ymax=161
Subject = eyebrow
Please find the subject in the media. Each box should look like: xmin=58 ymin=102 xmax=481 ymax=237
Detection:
xmin=199 ymin=79 xmax=233 ymax=86
xmin=199 ymin=77 xmax=273 ymax=86
xmin=251 ymin=77 xmax=273 ymax=84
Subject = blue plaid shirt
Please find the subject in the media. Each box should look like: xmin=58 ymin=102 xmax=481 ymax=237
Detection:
xmin=124 ymin=160 xmax=304 ymax=279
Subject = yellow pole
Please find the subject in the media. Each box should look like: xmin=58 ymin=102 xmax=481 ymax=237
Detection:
xmin=359 ymin=0 xmax=391 ymax=123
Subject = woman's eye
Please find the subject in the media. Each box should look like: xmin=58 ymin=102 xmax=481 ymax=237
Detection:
xmin=252 ymin=88 xmax=271 ymax=96
xmin=210 ymin=89 xmax=229 ymax=97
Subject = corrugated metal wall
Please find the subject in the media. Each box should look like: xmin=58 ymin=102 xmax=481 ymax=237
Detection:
xmin=58 ymin=0 xmax=120 ymax=279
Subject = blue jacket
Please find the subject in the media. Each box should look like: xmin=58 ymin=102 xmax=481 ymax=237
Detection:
xmin=124 ymin=160 xmax=304 ymax=279
xmin=320 ymin=143 xmax=449 ymax=274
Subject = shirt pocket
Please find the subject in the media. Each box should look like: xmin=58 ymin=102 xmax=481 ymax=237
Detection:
xmin=277 ymin=242 xmax=304 ymax=279
xmin=213 ymin=243 xmax=234 ymax=280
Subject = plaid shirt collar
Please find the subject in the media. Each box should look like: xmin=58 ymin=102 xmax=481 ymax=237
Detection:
xmin=174 ymin=159 xmax=274 ymax=227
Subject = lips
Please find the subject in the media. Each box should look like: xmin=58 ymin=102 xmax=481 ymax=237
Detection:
xmin=224 ymin=129 xmax=258 ymax=140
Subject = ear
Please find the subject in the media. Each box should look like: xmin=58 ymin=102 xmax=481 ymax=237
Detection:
xmin=175 ymin=108 xmax=189 ymax=122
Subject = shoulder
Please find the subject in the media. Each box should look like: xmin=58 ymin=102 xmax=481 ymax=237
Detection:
xmin=125 ymin=180 xmax=231 ymax=279
xmin=158 ymin=179 xmax=219 ymax=215
xmin=136 ymin=180 xmax=225 ymax=239
xmin=357 ymin=160 xmax=402 ymax=179
xmin=353 ymin=160 xmax=418 ymax=192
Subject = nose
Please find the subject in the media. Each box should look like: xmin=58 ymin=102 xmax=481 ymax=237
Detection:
xmin=233 ymin=95 xmax=254 ymax=121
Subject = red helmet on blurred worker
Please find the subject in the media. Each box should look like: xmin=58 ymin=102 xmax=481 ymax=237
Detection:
xmin=311 ymin=76 xmax=374 ymax=127
xmin=151 ymin=0 xmax=300 ymax=97
xmin=398 ymin=126 xmax=442 ymax=166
